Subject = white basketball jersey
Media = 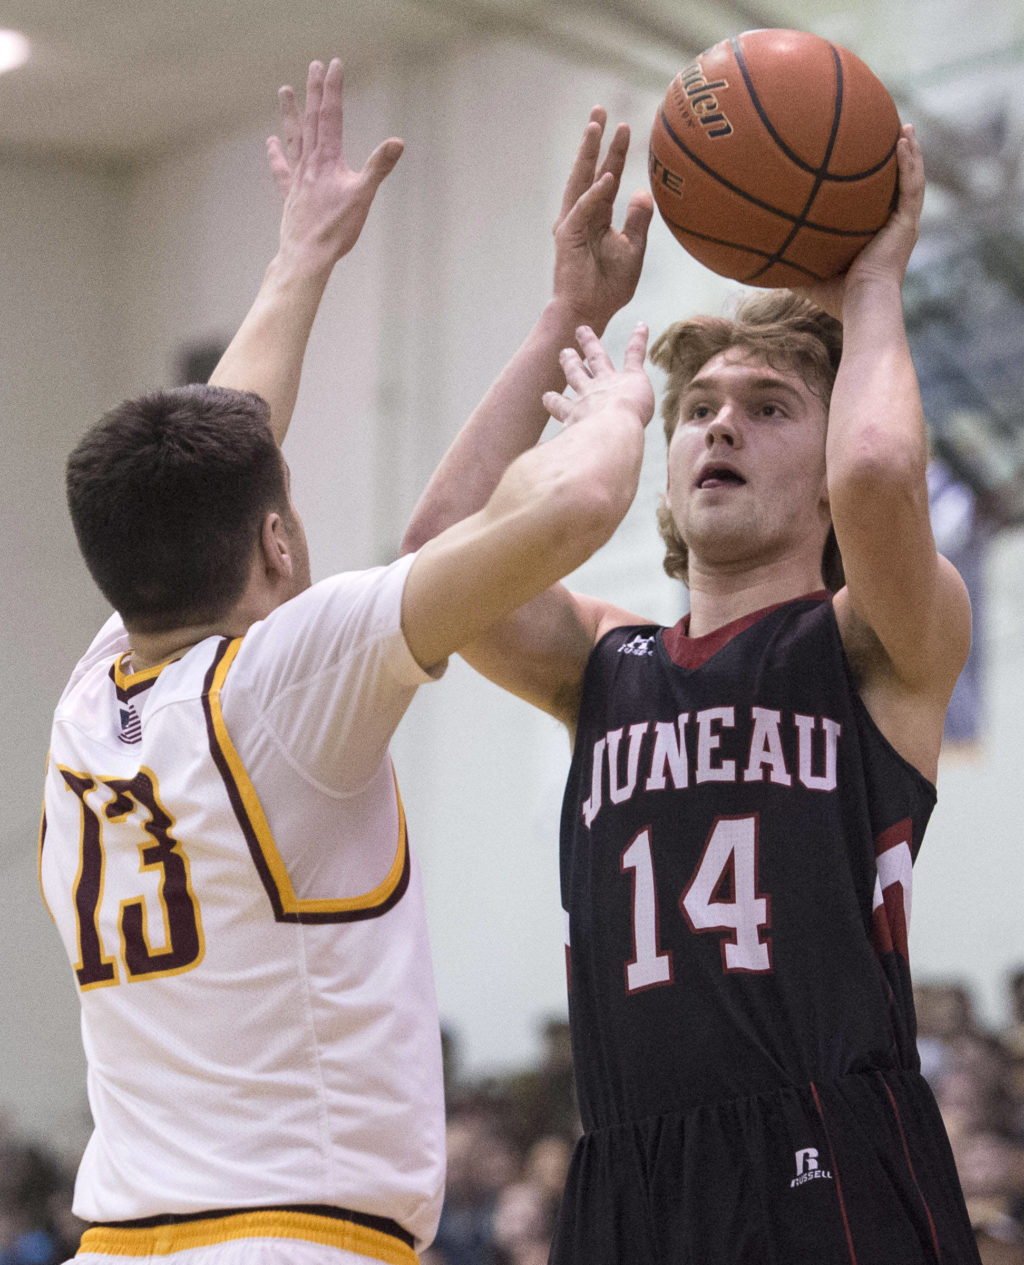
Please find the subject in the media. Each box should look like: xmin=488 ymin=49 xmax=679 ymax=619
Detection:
xmin=39 ymin=555 xmax=446 ymax=1250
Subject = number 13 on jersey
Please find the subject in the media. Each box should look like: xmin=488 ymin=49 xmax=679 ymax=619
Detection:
xmin=621 ymin=813 xmax=770 ymax=993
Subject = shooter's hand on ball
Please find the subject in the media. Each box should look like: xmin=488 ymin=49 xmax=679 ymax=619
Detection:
xmin=798 ymin=124 xmax=924 ymax=319
xmin=268 ymin=57 xmax=404 ymax=271
xmin=542 ymin=322 xmax=655 ymax=431
xmin=551 ymin=108 xmax=653 ymax=333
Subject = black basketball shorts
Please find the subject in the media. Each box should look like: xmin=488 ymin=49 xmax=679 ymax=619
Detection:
xmin=550 ymin=1069 xmax=980 ymax=1265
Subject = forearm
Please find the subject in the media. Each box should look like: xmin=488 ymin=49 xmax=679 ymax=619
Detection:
xmin=400 ymin=401 xmax=644 ymax=670
xmin=826 ymin=276 xmax=957 ymax=680
xmin=400 ymin=297 xmax=593 ymax=554
xmin=208 ymin=251 xmax=334 ymax=447
xmin=827 ymin=277 xmax=928 ymax=504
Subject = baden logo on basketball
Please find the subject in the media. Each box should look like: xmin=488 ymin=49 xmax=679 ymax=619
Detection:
xmin=673 ymin=63 xmax=734 ymax=138
xmin=790 ymin=1147 xmax=833 ymax=1188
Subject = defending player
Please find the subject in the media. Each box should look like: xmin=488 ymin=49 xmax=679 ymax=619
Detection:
xmin=402 ymin=124 xmax=981 ymax=1261
xmin=40 ymin=62 xmax=653 ymax=1265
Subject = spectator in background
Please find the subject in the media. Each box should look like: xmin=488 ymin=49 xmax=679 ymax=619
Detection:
xmin=916 ymin=979 xmax=1024 ymax=1264
xmin=0 ymin=1138 xmax=70 ymax=1265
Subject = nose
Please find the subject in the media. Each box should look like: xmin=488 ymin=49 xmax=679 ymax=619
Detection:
xmin=704 ymin=408 xmax=741 ymax=449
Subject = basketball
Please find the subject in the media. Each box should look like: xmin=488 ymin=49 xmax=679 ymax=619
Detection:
xmin=649 ymin=29 xmax=901 ymax=286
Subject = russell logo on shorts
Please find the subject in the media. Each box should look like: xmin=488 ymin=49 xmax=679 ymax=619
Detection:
xmin=790 ymin=1147 xmax=833 ymax=1188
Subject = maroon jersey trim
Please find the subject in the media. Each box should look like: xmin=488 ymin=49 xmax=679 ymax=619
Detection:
xmin=662 ymin=591 xmax=830 ymax=669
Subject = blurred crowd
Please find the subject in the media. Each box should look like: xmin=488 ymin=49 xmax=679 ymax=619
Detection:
xmin=3 ymin=974 xmax=1024 ymax=1265
xmin=916 ymin=972 xmax=1024 ymax=1264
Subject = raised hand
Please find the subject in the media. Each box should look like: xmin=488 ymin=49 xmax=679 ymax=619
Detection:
xmin=797 ymin=124 xmax=924 ymax=319
xmin=267 ymin=58 xmax=404 ymax=272
xmin=542 ymin=322 xmax=655 ymax=429
xmin=551 ymin=109 xmax=654 ymax=332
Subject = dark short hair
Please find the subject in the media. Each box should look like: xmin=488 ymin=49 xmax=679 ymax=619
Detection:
xmin=649 ymin=290 xmax=845 ymax=593
xmin=66 ymin=384 xmax=287 ymax=632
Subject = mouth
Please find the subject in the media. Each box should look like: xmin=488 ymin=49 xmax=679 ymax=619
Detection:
xmin=696 ymin=466 xmax=746 ymax=490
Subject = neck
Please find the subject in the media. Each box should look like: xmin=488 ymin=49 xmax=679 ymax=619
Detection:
xmin=126 ymin=602 xmax=267 ymax=673
xmin=685 ymin=555 xmax=825 ymax=638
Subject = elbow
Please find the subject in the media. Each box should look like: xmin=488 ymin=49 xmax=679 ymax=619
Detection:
xmin=829 ymin=434 xmax=928 ymax=509
xmin=546 ymin=468 xmax=634 ymax=557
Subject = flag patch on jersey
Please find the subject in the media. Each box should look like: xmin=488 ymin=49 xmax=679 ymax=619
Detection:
xmin=117 ymin=703 xmax=142 ymax=744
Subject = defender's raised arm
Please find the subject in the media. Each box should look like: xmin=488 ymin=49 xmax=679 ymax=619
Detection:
xmin=210 ymin=58 xmax=403 ymax=443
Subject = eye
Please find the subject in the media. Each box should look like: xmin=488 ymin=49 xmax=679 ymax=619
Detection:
xmin=686 ymin=402 xmax=712 ymax=421
xmin=757 ymin=402 xmax=786 ymax=419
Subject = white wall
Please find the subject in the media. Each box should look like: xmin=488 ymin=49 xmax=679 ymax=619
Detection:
xmin=0 ymin=150 xmax=125 ymax=1150
xmin=3 ymin=32 xmax=1023 ymax=1150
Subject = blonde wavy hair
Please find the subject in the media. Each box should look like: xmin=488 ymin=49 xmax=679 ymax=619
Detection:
xmin=649 ymin=290 xmax=845 ymax=592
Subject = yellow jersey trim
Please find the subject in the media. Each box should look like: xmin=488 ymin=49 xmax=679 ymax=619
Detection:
xmin=78 ymin=1209 xmax=418 ymax=1262
xmin=112 ymin=653 xmax=176 ymax=692
xmin=38 ymin=751 xmax=53 ymax=921
xmin=206 ymin=637 xmax=410 ymax=920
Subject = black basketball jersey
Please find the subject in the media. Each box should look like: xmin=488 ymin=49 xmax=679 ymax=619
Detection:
xmin=561 ymin=592 xmax=935 ymax=1134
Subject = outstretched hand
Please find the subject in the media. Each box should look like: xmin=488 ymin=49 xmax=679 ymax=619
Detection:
xmin=268 ymin=58 xmax=404 ymax=270
xmin=552 ymin=109 xmax=654 ymax=332
xmin=797 ymin=123 xmax=924 ymax=319
xmin=542 ymin=323 xmax=655 ymax=429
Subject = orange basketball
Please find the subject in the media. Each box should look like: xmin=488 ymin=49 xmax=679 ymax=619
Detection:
xmin=649 ymin=29 xmax=901 ymax=286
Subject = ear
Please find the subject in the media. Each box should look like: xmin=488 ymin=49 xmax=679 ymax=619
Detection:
xmin=259 ymin=512 xmax=294 ymax=581
xmin=818 ymin=472 xmax=831 ymax=517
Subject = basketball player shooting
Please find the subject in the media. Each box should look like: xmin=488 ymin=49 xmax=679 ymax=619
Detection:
xmin=40 ymin=62 xmax=654 ymax=1265
xmin=402 ymin=120 xmax=980 ymax=1262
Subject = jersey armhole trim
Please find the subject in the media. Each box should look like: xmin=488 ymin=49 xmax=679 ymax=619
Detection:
xmin=203 ymin=637 xmax=411 ymax=924
xmin=37 ymin=752 xmax=53 ymax=922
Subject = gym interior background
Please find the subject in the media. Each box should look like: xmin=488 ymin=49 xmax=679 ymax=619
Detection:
xmin=0 ymin=0 xmax=1021 ymax=1159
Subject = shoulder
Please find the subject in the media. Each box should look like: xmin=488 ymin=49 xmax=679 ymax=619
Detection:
xmin=231 ymin=554 xmax=442 ymax=704
xmin=59 ymin=612 xmax=128 ymax=703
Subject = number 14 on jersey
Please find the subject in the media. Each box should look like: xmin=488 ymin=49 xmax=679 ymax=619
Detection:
xmin=621 ymin=813 xmax=771 ymax=992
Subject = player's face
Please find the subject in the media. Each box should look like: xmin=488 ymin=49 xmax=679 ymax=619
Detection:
xmin=666 ymin=349 xmax=831 ymax=576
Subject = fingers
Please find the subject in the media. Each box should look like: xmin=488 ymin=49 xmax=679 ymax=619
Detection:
xmin=317 ymin=58 xmax=345 ymax=163
xmin=266 ymin=136 xmax=292 ymax=199
xmin=545 ymin=323 xmax=652 ymax=425
xmin=557 ymin=326 xmax=612 ymax=395
xmin=558 ymin=170 xmax=615 ymax=240
xmin=621 ymin=321 xmax=650 ymax=372
xmin=621 ymin=188 xmax=654 ymax=252
xmin=542 ymin=389 xmax=573 ymax=424
xmin=596 ymin=121 xmax=630 ymax=204
xmin=572 ymin=325 xmax=612 ymax=372
xmin=556 ymin=106 xmax=607 ymax=227
xmin=362 ymin=137 xmax=405 ymax=189
xmin=895 ymin=122 xmax=925 ymax=223
xmin=278 ymin=83 xmax=302 ymax=167
xmin=301 ymin=60 xmax=326 ymax=159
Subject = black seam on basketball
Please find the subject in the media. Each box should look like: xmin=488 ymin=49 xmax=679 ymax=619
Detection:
xmin=730 ymin=35 xmax=836 ymax=178
xmin=656 ymin=112 xmax=889 ymax=235
xmin=656 ymin=212 xmax=833 ymax=281
xmin=726 ymin=37 xmax=896 ymax=180
xmin=744 ymin=43 xmax=845 ymax=282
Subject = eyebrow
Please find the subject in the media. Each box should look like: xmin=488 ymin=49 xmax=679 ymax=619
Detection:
xmin=683 ymin=374 xmax=807 ymax=403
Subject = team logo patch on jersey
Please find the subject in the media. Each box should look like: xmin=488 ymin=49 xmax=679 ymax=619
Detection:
xmin=790 ymin=1147 xmax=833 ymax=1188
xmin=117 ymin=703 xmax=142 ymax=745
xmin=618 ymin=634 xmax=656 ymax=657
